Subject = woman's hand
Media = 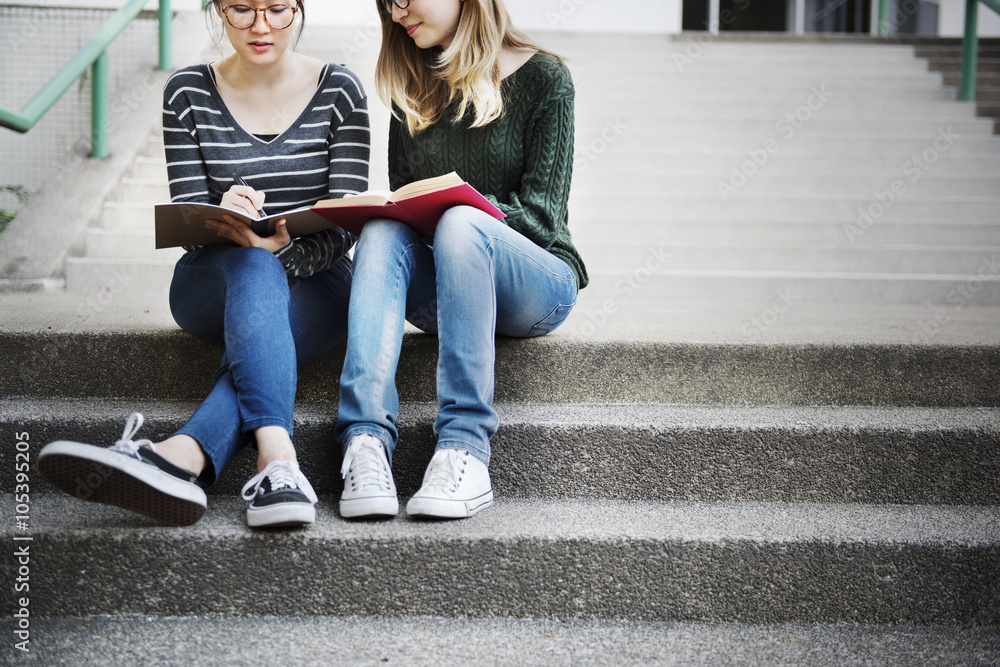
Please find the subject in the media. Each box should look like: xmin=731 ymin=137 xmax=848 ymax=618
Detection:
xmin=205 ymin=184 xmax=292 ymax=252
xmin=204 ymin=214 xmax=292 ymax=253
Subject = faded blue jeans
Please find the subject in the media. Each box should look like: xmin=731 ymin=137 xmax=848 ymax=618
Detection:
xmin=335 ymin=205 xmax=579 ymax=466
xmin=169 ymin=245 xmax=352 ymax=486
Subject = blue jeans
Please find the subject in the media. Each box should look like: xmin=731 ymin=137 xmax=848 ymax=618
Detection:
xmin=335 ymin=205 xmax=579 ymax=465
xmin=169 ymin=245 xmax=352 ymax=486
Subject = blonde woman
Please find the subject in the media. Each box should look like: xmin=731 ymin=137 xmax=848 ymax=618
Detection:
xmin=38 ymin=1 xmax=369 ymax=528
xmin=336 ymin=0 xmax=588 ymax=519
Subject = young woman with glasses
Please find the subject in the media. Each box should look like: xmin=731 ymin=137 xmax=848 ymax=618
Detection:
xmin=38 ymin=0 xmax=370 ymax=529
xmin=335 ymin=0 xmax=588 ymax=519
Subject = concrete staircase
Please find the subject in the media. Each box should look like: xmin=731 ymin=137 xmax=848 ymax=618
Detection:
xmin=2 ymin=27 xmax=999 ymax=663
xmin=913 ymin=37 xmax=1000 ymax=133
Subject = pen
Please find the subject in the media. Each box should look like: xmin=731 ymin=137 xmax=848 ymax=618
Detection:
xmin=232 ymin=174 xmax=265 ymax=217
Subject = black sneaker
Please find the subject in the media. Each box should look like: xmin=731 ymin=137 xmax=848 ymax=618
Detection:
xmin=37 ymin=413 xmax=207 ymax=526
xmin=240 ymin=460 xmax=318 ymax=528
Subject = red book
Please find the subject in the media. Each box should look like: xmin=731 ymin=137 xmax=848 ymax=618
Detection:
xmin=311 ymin=171 xmax=505 ymax=236
xmin=154 ymin=172 xmax=504 ymax=249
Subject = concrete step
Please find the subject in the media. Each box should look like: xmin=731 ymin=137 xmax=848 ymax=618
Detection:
xmin=572 ymin=101 xmax=981 ymax=121
xmin=567 ymin=132 xmax=1000 ymax=156
xmin=63 ymin=257 xmax=173 ymax=293
xmin=579 ymin=270 xmax=1000 ymax=306
xmin=5 ymin=399 xmax=997 ymax=504
xmin=84 ymin=228 xmax=182 ymax=260
xmin=574 ymin=173 xmax=1000 ymax=198
xmin=572 ymin=117 xmax=994 ymax=137
xmin=4 ymin=495 xmax=996 ymax=625
xmin=574 ymin=241 xmax=1000 ymax=275
xmin=570 ymin=193 xmax=1000 ymax=222
xmin=569 ymin=217 xmax=1000 ymax=246
xmin=572 ymin=153 xmax=1000 ymax=175
xmin=18 ymin=615 xmax=1000 ymax=666
xmin=1 ymin=329 xmax=996 ymax=406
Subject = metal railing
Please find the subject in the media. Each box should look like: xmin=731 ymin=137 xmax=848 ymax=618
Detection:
xmin=0 ymin=0 xmax=172 ymax=159
xmin=959 ymin=0 xmax=1000 ymax=102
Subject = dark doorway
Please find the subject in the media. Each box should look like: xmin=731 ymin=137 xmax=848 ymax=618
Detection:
xmin=812 ymin=0 xmax=872 ymax=33
xmin=682 ymin=0 xmax=787 ymax=32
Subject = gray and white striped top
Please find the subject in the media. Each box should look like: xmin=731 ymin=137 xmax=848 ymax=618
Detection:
xmin=161 ymin=62 xmax=370 ymax=278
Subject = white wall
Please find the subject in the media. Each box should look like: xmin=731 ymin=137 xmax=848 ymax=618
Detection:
xmin=937 ymin=0 xmax=1000 ymax=37
xmin=310 ymin=0 xmax=682 ymax=33
xmin=6 ymin=0 xmax=994 ymax=36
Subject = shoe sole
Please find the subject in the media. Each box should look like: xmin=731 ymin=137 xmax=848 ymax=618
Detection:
xmin=339 ymin=495 xmax=399 ymax=519
xmin=406 ymin=490 xmax=494 ymax=519
xmin=37 ymin=441 xmax=207 ymax=527
xmin=246 ymin=502 xmax=316 ymax=528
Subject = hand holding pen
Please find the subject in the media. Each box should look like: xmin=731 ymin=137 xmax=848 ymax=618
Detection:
xmin=227 ymin=174 xmax=266 ymax=218
xmin=204 ymin=174 xmax=290 ymax=252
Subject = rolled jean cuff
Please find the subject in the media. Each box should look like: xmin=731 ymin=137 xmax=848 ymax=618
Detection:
xmin=436 ymin=439 xmax=489 ymax=467
xmin=340 ymin=426 xmax=393 ymax=462
xmin=242 ymin=417 xmax=294 ymax=439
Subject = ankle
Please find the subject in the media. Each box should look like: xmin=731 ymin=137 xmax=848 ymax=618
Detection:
xmin=153 ymin=435 xmax=207 ymax=477
xmin=255 ymin=426 xmax=296 ymax=472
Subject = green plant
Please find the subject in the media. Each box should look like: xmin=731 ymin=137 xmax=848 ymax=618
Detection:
xmin=0 ymin=185 xmax=30 ymax=234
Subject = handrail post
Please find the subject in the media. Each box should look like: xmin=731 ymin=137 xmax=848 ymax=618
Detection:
xmin=91 ymin=51 xmax=109 ymax=158
xmin=159 ymin=0 xmax=172 ymax=71
xmin=960 ymin=0 xmax=980 ymax=102
xmin=877 ymin=0 xmax=890 ymax=36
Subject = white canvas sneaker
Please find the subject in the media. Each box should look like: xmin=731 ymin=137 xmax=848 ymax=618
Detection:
xmin=339 ymin=434 xmax=399 ymax=518
xmin=406 ymin=448 xmax=493 ymax=519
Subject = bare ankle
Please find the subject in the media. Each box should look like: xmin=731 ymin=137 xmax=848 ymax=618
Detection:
xmin=255 ymin=426 xmax=296 ymax=472
xmin=153 ymin=435 xmax=207 ymax=477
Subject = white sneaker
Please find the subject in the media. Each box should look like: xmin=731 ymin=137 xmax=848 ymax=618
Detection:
xmin=406 ymin=449 xmax=493 ymax=519
xmin=241 ymin=460 xmax=318 ymax=528
xmin=339 ymin=434 xmax=399 ymax=518
xmin=37 ymin=412 xmax=207 ymax=526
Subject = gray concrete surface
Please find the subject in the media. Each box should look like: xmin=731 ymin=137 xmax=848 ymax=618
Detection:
xmin=3 ymin=398 xmax=997 ymax=505
xmin=3 ymin=496 xmax=998 ymax=624
xmin=5 ymin=615 xmax=999 ymax=666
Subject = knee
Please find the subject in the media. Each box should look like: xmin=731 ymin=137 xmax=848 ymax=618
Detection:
xmin=357 ymin=219 xmax=413 ymax=255
xmin=222 ymin=246 xmax=286 ymax=289
xmin=434 ymin=206 xmax=489 ymax=255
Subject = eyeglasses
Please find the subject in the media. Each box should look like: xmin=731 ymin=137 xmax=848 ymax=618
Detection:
xmin=380 ymin=0 xmax=410 ymax=13
xmin=221 ymin=4 xmax=298 ymax=30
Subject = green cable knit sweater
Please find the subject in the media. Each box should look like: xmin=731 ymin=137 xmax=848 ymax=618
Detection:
xmin=388 ymin=52 xmax=588 ymax=290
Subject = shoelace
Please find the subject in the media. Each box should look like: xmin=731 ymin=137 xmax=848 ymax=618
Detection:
xmin=241 ymin=460 xmax=318 ymax=503
xmin=341 ymin=436 xmax=392 ymax=491
xmin=421 ymin=450 xmax=468 ymax=493
xmin=108 ymin=412 xmax=156 ymax=458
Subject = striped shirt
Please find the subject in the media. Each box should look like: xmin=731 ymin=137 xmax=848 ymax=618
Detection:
xmin=162 ymin=63 xmax=370 ymax=278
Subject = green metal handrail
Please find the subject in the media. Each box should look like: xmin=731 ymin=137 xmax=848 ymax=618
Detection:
xmin=0 ymin=0 xmax=172 ymax=159
xmin=960 ymin=0 xmax=1000 ymax=102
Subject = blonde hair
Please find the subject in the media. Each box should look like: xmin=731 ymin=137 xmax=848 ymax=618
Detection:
xmin=375 ymin=0 xmax=554 ymax=135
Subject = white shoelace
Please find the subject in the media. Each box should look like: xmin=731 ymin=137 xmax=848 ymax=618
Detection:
xmin=341 ymin=436 xmax=393 ymax=492
xmin=241 ymin=460 xmax=318 ymax=503
xmin=108 ymin=412 xmax=156 ymax=458
xmin=421 ymin=450 xmax=468 ymax=493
